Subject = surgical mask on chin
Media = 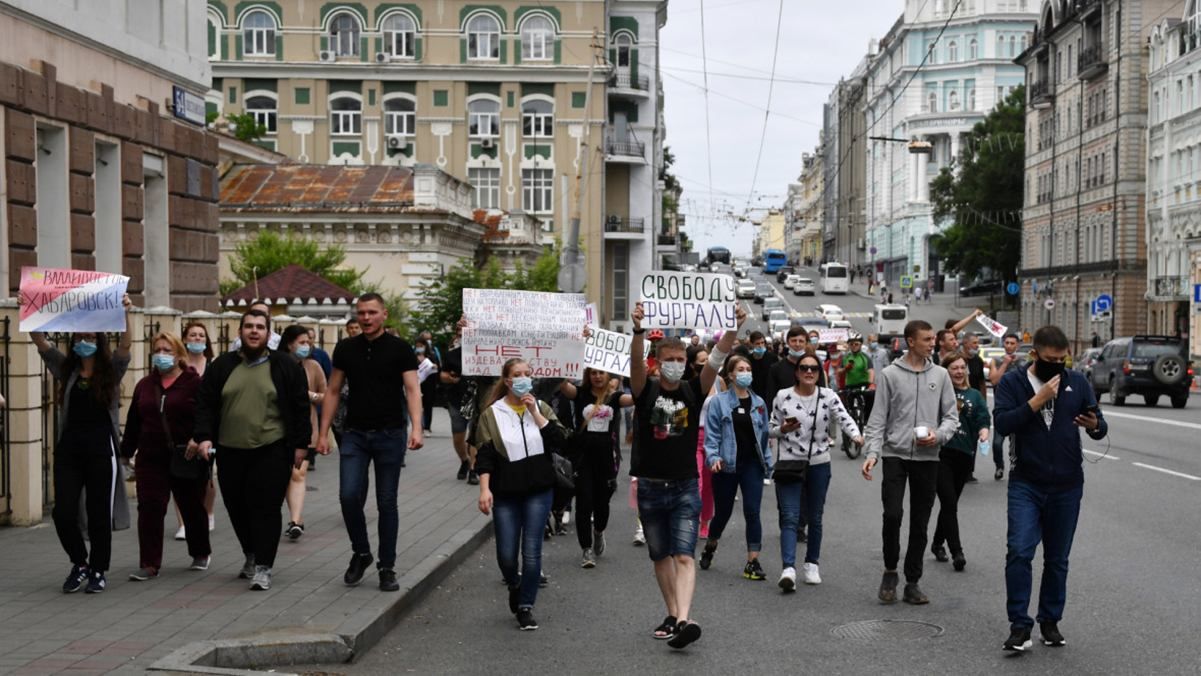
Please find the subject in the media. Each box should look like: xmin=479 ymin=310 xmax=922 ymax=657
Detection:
xmin=751 ymin=346 xmax=767 ymax=358
xmin=659 ymin=361 xmax=686 ymax=383
xmin=966 ymin=347 xmax=979 ymax=358
xmin=294 ymin=345 xmax=312 ymax=359
xmin=185 ymin=341 xmax=206 ymax=354
xmin=734 ymin=372 xmax=754 ymax=389
xmin=73 ymin=340 xmax=98 ymax=358
xmin=510 ymin=376 xmax=533 ymax=396
xmin=788 ymin=348 xmax=806 ymax=359
xmin=1034 ymin=358 xmax=1065 ymax=383
xmin=151 ymin=354 xmax=176 ymax=372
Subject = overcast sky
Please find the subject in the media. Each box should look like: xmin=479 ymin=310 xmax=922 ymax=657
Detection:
xmin=661 ymin=0 xmax=899 ymax=257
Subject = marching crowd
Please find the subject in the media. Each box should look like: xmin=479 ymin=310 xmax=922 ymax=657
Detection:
xmin=34 ymin=290 xmax=1107 ymax=655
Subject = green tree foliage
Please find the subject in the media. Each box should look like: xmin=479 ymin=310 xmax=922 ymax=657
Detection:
xmin=930 ymin=85 xmax=1025 ymax=283
xmin=224 ymin=112 xmax=267 ymax=142
xmin=220 ymin=230 xmax=365 ymax=297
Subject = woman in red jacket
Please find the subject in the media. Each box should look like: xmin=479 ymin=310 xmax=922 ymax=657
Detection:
xmin=121 ymin=332 xmax=211 ymax=581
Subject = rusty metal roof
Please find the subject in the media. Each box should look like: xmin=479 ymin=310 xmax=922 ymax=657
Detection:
xmin=221 ymin=264 xmax=356 ymax=305
xmin=220 ymin=164 xmax=417 ymax=213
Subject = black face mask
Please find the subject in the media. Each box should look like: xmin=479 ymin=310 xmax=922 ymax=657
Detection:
xmin=1033 ymin=356 xmax=1065 ymax=382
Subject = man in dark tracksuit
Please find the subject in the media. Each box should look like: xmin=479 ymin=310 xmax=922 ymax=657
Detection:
xmin=993 ymin=325 xmax=1106 ymax=653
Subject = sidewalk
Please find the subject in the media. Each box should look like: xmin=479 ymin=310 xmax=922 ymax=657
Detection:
xmin=0 ymin=410 xmax=490 ymax=675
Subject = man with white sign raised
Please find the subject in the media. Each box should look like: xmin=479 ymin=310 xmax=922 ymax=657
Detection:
xmin=629 ymin=295 xmax=747 ymax=651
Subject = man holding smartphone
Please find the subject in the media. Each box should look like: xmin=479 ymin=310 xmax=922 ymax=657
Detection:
xmin=993 ymin=325 xmax=1106 ymax=653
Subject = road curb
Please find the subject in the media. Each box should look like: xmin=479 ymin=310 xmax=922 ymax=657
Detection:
xmin=148 ymin=520 xmax=494 ymax=674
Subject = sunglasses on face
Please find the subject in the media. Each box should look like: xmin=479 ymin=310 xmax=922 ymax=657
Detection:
xmin=796 ymin=365 xmax=821 ymax=373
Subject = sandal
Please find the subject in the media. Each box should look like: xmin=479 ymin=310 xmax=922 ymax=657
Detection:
xmin=668 ymin=620 xmax=702 ymax=649
xmin=652 ymin=615 xmax=678 ymax=640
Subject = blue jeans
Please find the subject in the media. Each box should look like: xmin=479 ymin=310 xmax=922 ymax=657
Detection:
xmin=775 ymin=462 xmax=832 ymax=568
xmin=1005 ymin=479 xmax=1083 ymax=629
xmin=338 ymin=427 xmax=408 ymax=569
xmin=708 ymin=460 xmax=766 ymax=552
xmin=493 ymin=489 xmax=553 ymax=610
xmin=637 ymin=478 xmax=701 ymax=562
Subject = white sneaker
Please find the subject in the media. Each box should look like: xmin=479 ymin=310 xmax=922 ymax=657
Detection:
xmin=763 ymin=478 xmax=773 ymax=486
xmin=778 ymin=567 xmax=797 ymax=592
xmin=802 ymin=562 xmax=822 ymax=585
xmin=208 ymin=515 xmax=215 ymax=531
xmin=561 ymin=511 xmax=571 ymax=526
xmin=249 ymin=565 xmax=272 ymax=591
xmin=633 ymin=525 xmax=645 ymax=546
xmin=174 ymin=526 xmax=186 ymax=541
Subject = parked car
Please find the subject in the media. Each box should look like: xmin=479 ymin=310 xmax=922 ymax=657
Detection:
xmin=776 ymin=265 xmax=796 ymax=283
xmin=783 ymin=274 xmax=801 ymax=290
xmin=794 ymin=278 xmax=815 ymax=296
xmin=1075 ymin=347 xmax=1102 ymax=384
xmin=754 ymin=282 xmax=775 ymax=304
xmin=816 ymin=304 xmax=845 ymax=320
xmin=958 ymin=279 xmax=1004 ymax=296
xmin=768 ymin=310 xmax=791 ymax=336
xmin=761 ymin=297 xmax=785 ymax=321
xmin=736 ymin=279 xmax=758 ymax=299
xmin=733 ymin=265 xmax=747 ymax=278
xmin=827 ymin=316 xmax=853 ymax=329
xmin=1089 ymin=335 xmax=1192 ymax=408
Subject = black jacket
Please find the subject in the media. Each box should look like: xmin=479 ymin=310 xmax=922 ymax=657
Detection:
xmin=192 ymin=350 xmax=312 ymax=451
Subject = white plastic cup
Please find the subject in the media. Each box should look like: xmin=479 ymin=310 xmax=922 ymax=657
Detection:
xmin=914 ymin=425 xmax=930 ymax=439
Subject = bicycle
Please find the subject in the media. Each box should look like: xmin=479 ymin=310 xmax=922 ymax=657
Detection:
xmin=840 ymin=385 xmax=873 ymax=459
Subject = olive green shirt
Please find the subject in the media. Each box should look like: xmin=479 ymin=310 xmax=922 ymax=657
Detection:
xmin=217 ymin=360 xmax=285 ymax=449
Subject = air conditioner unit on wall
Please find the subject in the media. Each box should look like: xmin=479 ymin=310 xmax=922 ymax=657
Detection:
xmin=387 ymin=134 xmax=408 ymax=150
xmin=480 ymin=137 xmax=495 ymax=149
xmin=319 ymin=50 xmax=336 ymax=62
xmin=375 ymin=52 xmax=390 ymax=64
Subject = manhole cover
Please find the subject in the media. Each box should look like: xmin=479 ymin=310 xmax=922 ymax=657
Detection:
xmin=831 ymin=619 xmax=944 ymax=640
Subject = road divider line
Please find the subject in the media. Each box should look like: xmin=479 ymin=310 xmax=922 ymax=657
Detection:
xmin=1083 ymin=449 xmax=1119 ymax=460
xmin=1100 ymin=410 xmax=1201 ymax=431
xmin=1131 ymin=462 xmax=1201 ymax=481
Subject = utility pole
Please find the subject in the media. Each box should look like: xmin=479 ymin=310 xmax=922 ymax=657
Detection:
xmin=558 ymin=29 xmax=606 ymax=294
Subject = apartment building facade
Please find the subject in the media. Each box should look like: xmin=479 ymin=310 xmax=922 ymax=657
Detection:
xmin=207 ymin=0 xmax=667 ymax=328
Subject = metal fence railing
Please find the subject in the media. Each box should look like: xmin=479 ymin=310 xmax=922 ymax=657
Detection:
xmin=0 ymin=316 xmax=11 ymax=518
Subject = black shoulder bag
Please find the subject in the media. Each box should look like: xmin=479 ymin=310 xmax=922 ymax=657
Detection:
xmin=160 ymin=385 xmax=210 ymax=481
xmin=772 ymin=392 xmax=821 ymax=484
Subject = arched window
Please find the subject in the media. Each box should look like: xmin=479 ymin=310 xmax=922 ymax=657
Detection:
xmin=208 ymin=14 xmax=221 ymax=60
xmin=967 ymin=87 xmax=976 ymax=111
xmin=614 ymin=32 xmax=633 ymax=69
xmin=521 ymin=15 xmax=555 ymax=61
xmin=467 ymin=14 xmax=501 ymax=60
xmin=245 ymin=94 xmax=277 ymax=133
xmin=384 ymin=96 xmax=416 ymax=136
xmin=948 ymin=40 xmax=958 ymax=62
xmin=1009 ymin=35 xmax=1017 ymax=57
xmin=330 ymin=13 xmax=361 ymax=57
xmin=948 ymin=89 xmax=960 ymax=111
xmin=522 ymin=98 xmax=553 ymax=137
xmin=927 ymin=91 xmax=938 ymax=113
xmin=383 ymin=13 xmax=416 ymax=58
xmin=242 ymin=10 xmax=276 ymax=56
xmin=1020 ymin=34 xmax=1028 ymax=52
xmin=968 ymin=38 xmax=978 ymax=60
xmin=468 ymin=98 xmax=500 ymax=137
xmin=330 ymin=96 xmax=361 ymax=135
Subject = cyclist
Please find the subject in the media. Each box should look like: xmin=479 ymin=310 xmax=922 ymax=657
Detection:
xmin=836 ymin=333 xmax=875 ymax=427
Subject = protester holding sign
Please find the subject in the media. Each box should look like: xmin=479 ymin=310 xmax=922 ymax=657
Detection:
xmin=31 ymin=293 xmax=134 ymax=594
xmin=638 ymin=271 xmax=738 ymax=333
xmin=629 ymin=300 xmax=747 ymax=650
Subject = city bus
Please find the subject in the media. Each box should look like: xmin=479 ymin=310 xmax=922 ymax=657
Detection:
xmin=762 ymin=249 xmax=788 ymax=274
xmin=706 ymin=246 xmax=732 ymax=265
xmin=820 ymin=262 xmax=849 ymax=294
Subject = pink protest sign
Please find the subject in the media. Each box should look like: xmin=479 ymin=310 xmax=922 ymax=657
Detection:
xmin=19 ymin=267 xmax=130 ymax=333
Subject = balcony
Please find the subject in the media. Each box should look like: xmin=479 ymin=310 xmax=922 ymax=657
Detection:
xmin=608 ymin=71 xmax=650 ymax=98
xmin=657 ymin=233 xmax=678 ymax=248
xmin=1152 ymin=275 xmax=1188 ymax=299
xmin=1029 ymin=80 xmax=1054 ymax=108
xmin=1077 ymin=44 xmax=1108 ymax=81
xmin=606 ymin=134 xmax=646 ymax=163
xmin=603 ymin=217 xmax=646 ymax=239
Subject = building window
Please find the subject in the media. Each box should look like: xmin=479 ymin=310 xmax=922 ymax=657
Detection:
xmin=521 ymin=14 xmax=555 ymax=61
xmin=948 ymin=89 xmax=960 ymax=111
xmin=1009 ymin=35 xmax=1016 ymax=57
xmin=330 ymin=13 xmax=361 ymax=57
xmin=245 ymin=94 xmax=277 ymax=133
xmin=927 ymin=91 xmax=938 ymax=113
xmin=968 ymin=38 xmax=977 ymax=60
xmin=612 ymin=241 xmax=629 ymax=318
xmin=522 ymin=168 xmax=553 ymax=213
xmin=468 ymin=98 xmax=500 ymax=137
xmin=208 ymin=15 xmax=220 ymax=60
xmin=330 ymin=96 xmax=362 ymax=135
xmin=469 ymin=167 xmax=500 ymax=209
xmin=382 ymin=13 xmax=416 ymax=58
xmin=384 ymin=96 xmax=415 ymax=135
xmin=967 ymin=88 xmax=976 ymax=110
xmin=948 ymin=40 xmax=958 ymax=62
xmin=242 ymin=10 xmax=276 ymax=56
xmin=467 ymin=13 xmax=501 ymax=60
xmin=614 ymin=32 xmax=633 ymax=68
xmin=522 ymin=98 xmax=554 ymax=137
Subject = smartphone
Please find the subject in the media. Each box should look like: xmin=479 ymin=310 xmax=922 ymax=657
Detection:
xmin=1084 ymin=404 xmax=1100 ymax=416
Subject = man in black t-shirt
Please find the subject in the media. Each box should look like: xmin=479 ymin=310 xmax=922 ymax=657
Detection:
xmin=316 ymin=294 xmax=423 ymax=592
xmin=630 ymin=301 xmax=746 ymax=650
xmin=439 ymin=331 xmax=476 ymax=483
xmin=745 ymin=331 xmax=778 ymax=401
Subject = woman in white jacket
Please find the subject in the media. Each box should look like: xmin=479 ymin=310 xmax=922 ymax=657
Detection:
xmin=769 ymin=353 xmax=863 ymax=592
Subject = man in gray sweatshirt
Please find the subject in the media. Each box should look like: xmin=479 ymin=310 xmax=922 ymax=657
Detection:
xmin=861 ymin=320 xmax=959 ymax=605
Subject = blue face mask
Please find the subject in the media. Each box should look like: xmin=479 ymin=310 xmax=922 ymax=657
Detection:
xmin=510 ymin=376 xmax=533 ymax=397
xmin=415 ymin=347 xmax=426 ymax=355
xmin=788 ymin=348 xmax=806 ymax=359
xmin=152 ymin=354 xmax=176 ymax=372
xmin=294 ymin=345 xmax=312 ymax=359
xmin=73 ymin=340 xmax=98 ymax=358
xmin=734 ymin=372 xmax=754 ymax=389
xmin=186 ymin=341 xmax=206 ymax=354
xmin=751 ymin=346 xmax=767 ymax=358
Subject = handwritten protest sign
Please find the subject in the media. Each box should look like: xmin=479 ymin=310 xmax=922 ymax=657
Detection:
xmin=584 ymin=326 xmax=632 ymax=377
xmin=638 ymin=271 xmax=737 ymax=331
xmin=19 ymin=267 xmax=130 ymax=333
xmin=817 ymin=328 xmax=850 ymax=345
xmin=584 ymin=303 xmax=597 ymax=327
xmin=462 ymin=289 xmax=587 ymax=378
xmin=975 ymin=312 xmax=1008 ymax=339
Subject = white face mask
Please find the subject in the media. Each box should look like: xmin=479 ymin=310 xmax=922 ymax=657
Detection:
xmin=659 ymin=361 xmax=686 ymax=383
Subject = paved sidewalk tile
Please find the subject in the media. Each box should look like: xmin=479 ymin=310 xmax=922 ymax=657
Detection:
xmin=0 ymin=410 xmax=488 ymax=674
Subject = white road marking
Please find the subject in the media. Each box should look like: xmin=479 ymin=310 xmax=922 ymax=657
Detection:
xmin=1100 ymin=410 xmax=1201 ymax=431
xmin=1082 ymin=449 xmax=1119 ymax=460
xmin=1131 ymin=462 xmax=1201 ymax=481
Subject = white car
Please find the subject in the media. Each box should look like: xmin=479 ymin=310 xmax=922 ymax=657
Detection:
xmin=794 ymin=278 xmax=816 ymax=295
xmin=768 ymin=310 xmax=791 ymax=335
xmin=736 ymin=279 xmax=757 ymax=299
xmin=784 ymin=274 xmax=801 ymax=290
xmin=827 ymin=317 xmax=853 ymax=329
xmin=817 ymin=304 xmax=845 ymax=320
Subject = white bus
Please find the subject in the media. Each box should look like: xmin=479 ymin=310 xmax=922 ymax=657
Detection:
xmin=820 ymin=262 xmax=849 ymax=294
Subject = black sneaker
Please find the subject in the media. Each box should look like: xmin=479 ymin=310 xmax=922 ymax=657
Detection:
xmin=667 ymin=620 xmax=702 ymax=649
xmin=1003 ymin=626 xmax=1033 ymax=652
xmin=457 ymin=461 xmax=469 ymax=481
xmin=878 ymin=571 xmax=899 ymax=604
xmin=1040 ymin=622 xmax=1066 ymax=647
xmin=742 ymin=559 xmax=766 ymax=581
xmin=699 ymin=543 xmax=717 ymax=571
xmin=994 ymin=468 xmax=1005 ymax=481
xmin=952 ymin=553 xmax=966 ymax=572
xmin=516 ymin=608 xmax=539 ymax=631
xmin=343 ymin=552 xmax=374 ymax=586
xmin=966 ymin=475 xmax=978 ymax=483
xmin=379 ymin=568 xmax=399 ymax=592
xmin=285 ymin=522 xmax=304 ymax=540
xmin=508 ymin=586 xmax=520 ymax=614
xmin=931 ymin=544 xmax=948 ymax=562
xmin=538 ymin=571 xmax=549 ymax=587
xmin=84 ymin=571 xmax=107 ymax=594
xmin=467 ymin=471 xmax=480 ymax=485
xmin=902 ymin=582 xmax=929 ymax=605
xmin=62 ymin=564 xmax=89 ymax=593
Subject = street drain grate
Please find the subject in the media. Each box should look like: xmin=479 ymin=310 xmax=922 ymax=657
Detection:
xmin=831 ymin=620 xmax=944 ymax=640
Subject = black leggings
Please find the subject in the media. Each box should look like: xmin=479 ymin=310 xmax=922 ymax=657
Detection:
xmin=574 ymin=447 xmax=616 ymax=549
xmin=932 ymin=448 xmax=974 ymax=556
xmin=881 ymin=457 xmax=939 ymax=583
xmin=217 ymin=442 xmax=293 ymax=568
xmin=53 ymin=435 xmax=118 ymax=572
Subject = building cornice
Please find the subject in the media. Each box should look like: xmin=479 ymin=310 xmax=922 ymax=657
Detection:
xmin=212 ymin=62 xmax=601 ymax=83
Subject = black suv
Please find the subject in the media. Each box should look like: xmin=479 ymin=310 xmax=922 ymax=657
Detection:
xmin=1089 ymin=335 xmax=1192 ymax=408
xmin=775 ymin=266 xmax=795 ymax=283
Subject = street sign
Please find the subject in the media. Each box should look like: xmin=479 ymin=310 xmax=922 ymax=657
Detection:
xmin=1094 ymin=293 xmax=1113 ymax=314
xmin=869 ymin=246 xmax=878 ymax=255
xmin=1006 ymin=282 xmax=1020 ymax=296
xmin=1193 ymin=284 xmax=1201 ymax=303
xmin=899 ymin=275 xmax=913 ymax=289
xmin=172 ymin=86 xmax=206 ymax=126
xmin=1044 ymin=298 xmax=1056 ymax=310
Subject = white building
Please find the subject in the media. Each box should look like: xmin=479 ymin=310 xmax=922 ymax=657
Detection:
xmin=864 ymin=0 xmax=1036 ymax=288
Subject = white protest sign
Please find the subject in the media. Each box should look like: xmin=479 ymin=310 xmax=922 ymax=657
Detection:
xmin=638 ymin=271 xmax=737 ymax=331
xmin=817 ymin=328 xmax=849 ymax=344
xmin=975 ymin=312 xmax=1008 ymax=339
xmin=584 ymin=326 xmax=632 ymax=377
xmin=584 ymin=303 xmax=597 ymax=327
xmin=462 ymin=289 xmax=587 ymax=378
xmin=19 ymin=266 xmax=130 ymax=332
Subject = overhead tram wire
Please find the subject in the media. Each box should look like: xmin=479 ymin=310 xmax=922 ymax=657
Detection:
xmin=698 ymin=0 xmax=717 ymax=232
xmin=744 ymin=0 xmax=786 ymax=215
